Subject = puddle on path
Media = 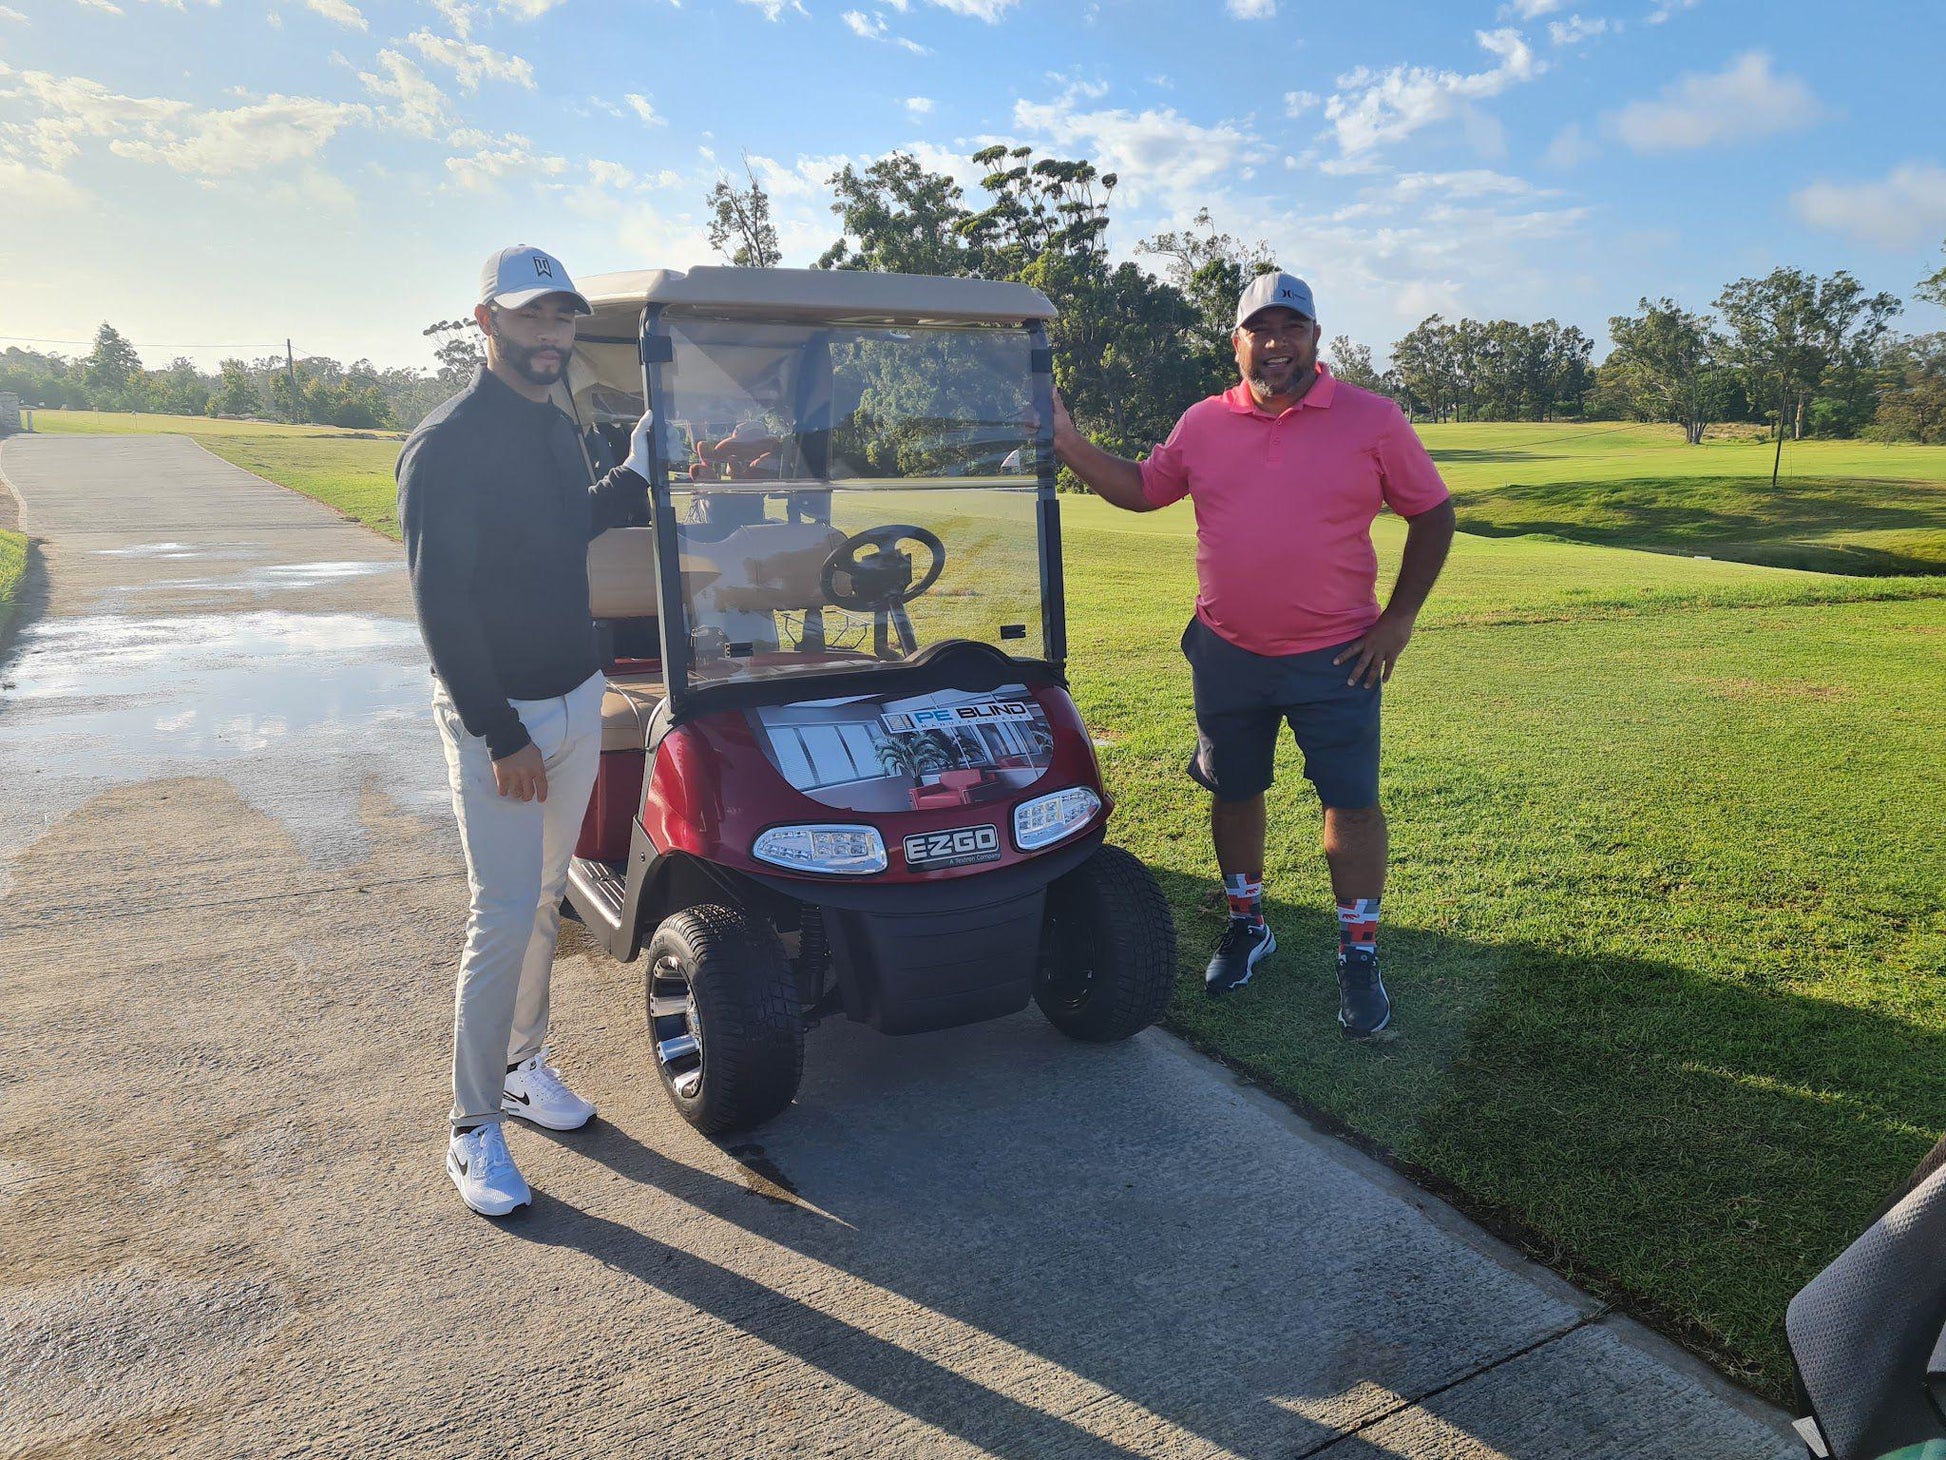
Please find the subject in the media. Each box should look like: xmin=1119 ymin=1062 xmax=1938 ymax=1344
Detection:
xmin=95 ymin=543 xmax=261 ymax=562
xmin=0 ymin=610 xmax=450 ymax=895
xmin=88 ymin=557 xmax=402 ymax=611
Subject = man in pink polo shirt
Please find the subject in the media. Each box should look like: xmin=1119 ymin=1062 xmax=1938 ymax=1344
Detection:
xmin=1052 ymin=270 xmax=1455 ymax=1037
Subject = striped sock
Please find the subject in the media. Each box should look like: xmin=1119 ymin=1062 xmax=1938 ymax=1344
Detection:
xmin=1224 ymin=872 xmax=1264 ymax=925
xmin=1337 ymin=897 xmax=1381 ymax=957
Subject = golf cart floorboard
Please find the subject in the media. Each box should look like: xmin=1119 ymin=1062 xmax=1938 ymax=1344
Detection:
xmin=567 ymin=855 xmax=628 ymax=942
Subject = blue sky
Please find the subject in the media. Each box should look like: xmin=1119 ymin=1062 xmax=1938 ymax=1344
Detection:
xmin=3 ymin=0 xmax=1942 ymax=375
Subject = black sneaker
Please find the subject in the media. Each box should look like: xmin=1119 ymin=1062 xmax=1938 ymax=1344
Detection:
xmin=1205 ymin=919 xmax=1275 ymax=997
xmin=1337 ymin=946 xmax=1392 ymax=1038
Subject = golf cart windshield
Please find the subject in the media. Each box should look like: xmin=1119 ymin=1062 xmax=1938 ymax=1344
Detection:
xmin=649 ymin=315 xmax=1052 ymax=702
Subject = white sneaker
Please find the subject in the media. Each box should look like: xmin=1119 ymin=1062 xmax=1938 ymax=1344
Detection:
xmin=446 ymin=1123 xmax=530 ymax=1217
xmin=502 ymin=1050 xmax=596 ymax=1132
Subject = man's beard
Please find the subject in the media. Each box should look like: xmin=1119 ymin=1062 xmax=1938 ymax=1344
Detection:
xmin=1249 ymin=356 xmax=1311 ymax=397
xmin=489 ymin=325 xmax=565 ymax=387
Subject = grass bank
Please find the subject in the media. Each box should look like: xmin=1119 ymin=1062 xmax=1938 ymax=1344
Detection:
xmin=0 ymin=529 xmax=26 ymax=643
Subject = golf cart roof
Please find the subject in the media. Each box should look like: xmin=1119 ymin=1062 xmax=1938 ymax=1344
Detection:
xmin=576 ymin=266 xmax=1058 ymax=328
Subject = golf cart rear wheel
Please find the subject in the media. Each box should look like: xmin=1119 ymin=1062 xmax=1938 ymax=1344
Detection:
xmin=1034 ymin=843 xmax=1177 ymax=1043
xmin=644 ymin=904 xmax=803 ymax=1136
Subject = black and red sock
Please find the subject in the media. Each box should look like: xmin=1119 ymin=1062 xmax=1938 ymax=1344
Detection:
xmin=1223 ymin=871 xmax=1265 ymax=925
xmin=1337 ymin=897 xmax=1380 ymax=958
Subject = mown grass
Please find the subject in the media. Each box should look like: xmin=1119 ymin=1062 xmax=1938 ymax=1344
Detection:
xmin=30 ymin=408 xmax=1946 ymax=1396
xmin=0 ymin=530 xmax=26 ymax=643
xmin=1417 ymin=421 xmax=1946 ymax=575
xmin=1072 ymin=505 xmax=1946 ymax=1396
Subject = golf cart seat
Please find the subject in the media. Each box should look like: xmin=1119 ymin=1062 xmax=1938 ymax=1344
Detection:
xmin=698 ymin=521 xmax=847 ymax=614
xmin=587 ymin=527 xmax=665 ymax=751
xmin=601 ymin=675 xmax=665 ymax=751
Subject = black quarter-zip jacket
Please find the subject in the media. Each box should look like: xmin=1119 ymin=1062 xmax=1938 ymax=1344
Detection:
xmin=396 ymin=365 xmax=648 ymax=760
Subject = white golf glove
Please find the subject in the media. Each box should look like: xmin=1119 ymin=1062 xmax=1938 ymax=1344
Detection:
xmin=623 ymin=408 xmax=654 ymax=479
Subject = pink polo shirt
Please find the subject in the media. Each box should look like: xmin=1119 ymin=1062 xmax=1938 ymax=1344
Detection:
xmin=1139 ymin=365 xmax=1450 ymax=656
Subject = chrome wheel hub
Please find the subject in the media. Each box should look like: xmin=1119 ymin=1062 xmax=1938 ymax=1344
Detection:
xmin=649 ymin=954 xmax=704 ymax=1099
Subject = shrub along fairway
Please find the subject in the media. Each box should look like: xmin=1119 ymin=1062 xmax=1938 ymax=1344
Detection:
xmin=30 ymin=410 xmax=1946 ymax=1396
xmin=1419 ymin=420 xmax=1946 ymax=575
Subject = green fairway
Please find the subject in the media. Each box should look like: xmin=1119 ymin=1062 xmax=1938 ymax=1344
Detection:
xmin=1416 ymin=420 xmax=1946 ymax=575
xmin=0 ymin=529 xmax=26 ymax=642
xmin=26 ymin=409 xmax=1946 ymax=1396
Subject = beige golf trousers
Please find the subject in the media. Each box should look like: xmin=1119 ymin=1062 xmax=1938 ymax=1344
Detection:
xmin=432 ymin=671 xmax=605 ymax=1130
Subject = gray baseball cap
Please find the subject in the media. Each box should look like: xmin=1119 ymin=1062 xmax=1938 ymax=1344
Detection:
xmin=1235 ymin=270 xmax=1316 ymax=328
xmin=479 ymin=244 xmax=592 ymax=314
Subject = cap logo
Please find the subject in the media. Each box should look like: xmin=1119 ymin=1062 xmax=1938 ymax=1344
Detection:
xmin=532 ymin=254 xmax=554 ymax=279
xmin=1280 ymin=287 xmax=1298 ymax=300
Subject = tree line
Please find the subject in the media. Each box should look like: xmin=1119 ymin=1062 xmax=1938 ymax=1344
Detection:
xmin=0 ymin=323 xmax=464 ymax=431
xmin=9 ymin=149 xmax=1944 ymax=448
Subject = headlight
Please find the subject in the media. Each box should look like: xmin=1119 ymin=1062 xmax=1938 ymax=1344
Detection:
xmin=752 ymin=824 xmax=887 ymax=876
xmin=1012 ymin=786 xmax=1102 ymax=851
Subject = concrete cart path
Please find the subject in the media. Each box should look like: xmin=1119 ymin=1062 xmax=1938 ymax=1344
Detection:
xmin=0 ymin=434 xmax=1798 ymax=1460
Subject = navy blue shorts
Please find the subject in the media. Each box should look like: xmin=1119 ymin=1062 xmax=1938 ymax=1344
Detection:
xmin=1181 ymin=616 xmax=1381 ymax=809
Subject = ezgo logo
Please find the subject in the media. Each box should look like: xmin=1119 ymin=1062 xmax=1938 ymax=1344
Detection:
xmin=903 ymin=824 xmax=1002 ymax=870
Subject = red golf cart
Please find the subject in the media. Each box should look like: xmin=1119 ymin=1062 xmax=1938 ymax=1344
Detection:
xmin=559 ymin=266 xmax=1176 ymax=1135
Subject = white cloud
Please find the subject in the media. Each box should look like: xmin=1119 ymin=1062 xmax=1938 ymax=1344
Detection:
xmin=445 ymin=129 xmax=571 ymax=189
xmin=588 ymin=158 xmax=635 ymax=189
xmin=1226 ymin=0 xmax=1275 ymax=18
xmin=1608 ymin=51 xmax=1819 ymax=152
xmin=1388 ymin=169 xmax=1549 ymax=201
xmin=1542 ymin=121 xmax=1596 ymax=167
xmin=0 ymin=69 xmax=195 ymax=170
xmin=926 ymin=0 xmax=1017 ymax=18
xmin=0 ymin=6 xmax=27 ymax=20
xmin=497 ymin=0 xmax=571 ymax=16
xmin=842 ymin=9 xmax=929 ymax=52
xmin=1548 ymin=14 xmax=1613 ymax=44
xmin=431 ymin=0 xmax=477 ymax=35
xmin=1011 ymin=95 xmax=1265 ymax=208
xmin=70 ymin=0 xmax=125 ymax=12
xmin=742 ymin=0 xmax=808 ymax=18
xmin=110 ymin=94 xmax=370 ymax=175
xmin=1323 ymin=28 xmax=1543 ymax=156
xmin=624 ymin=93 xmax=666 ymax=125
xmin=302 ymin=0 xmax=367 ymax=29
xmin=904 ymin=96 xmax=933 ymax=115
xmin=0 ymin=155 xmax=86 ymax=207
xmin=1792 ymin=163 xmax=1946 ymax=251
xmin=1284 ymin=90 xmax=1320 ymax=116
xmin=1645 ymin=0 xmax=1700 ymax=21
xmin=1500 ymin=0 xmax=1562 ymax=15
xmin=357 ymin=49 xmax=449 ymax=136
xmin=404 ymin=29 xmax=535 ymax=90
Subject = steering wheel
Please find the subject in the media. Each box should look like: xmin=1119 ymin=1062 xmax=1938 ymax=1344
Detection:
xmin=820 ymin=525 xmax=946 ymax=611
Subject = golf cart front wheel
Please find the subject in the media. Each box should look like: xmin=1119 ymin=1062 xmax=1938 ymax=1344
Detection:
xmin=1034 ymin=843 xmax=1177 ymax=1043
xmin=644 ymin=904 xmax=803 ymax=1136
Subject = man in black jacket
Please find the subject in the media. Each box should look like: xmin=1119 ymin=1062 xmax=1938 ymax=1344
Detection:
xmin=397 ymin=244 xmax=651 ymax=1217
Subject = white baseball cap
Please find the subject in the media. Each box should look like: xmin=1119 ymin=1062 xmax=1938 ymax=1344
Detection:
xmin=479 ymin=244 xmax=592 ymax=314
xmin=1235 ymin=271 xmax=1316 ymax=329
